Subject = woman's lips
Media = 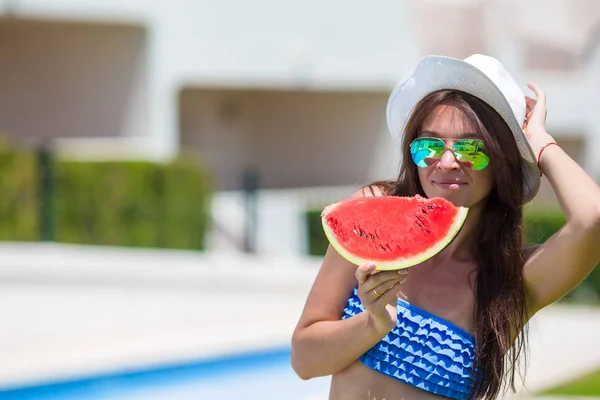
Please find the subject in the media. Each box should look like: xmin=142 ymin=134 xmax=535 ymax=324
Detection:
xmin=434 ymin=181 xmax=467 ymax=190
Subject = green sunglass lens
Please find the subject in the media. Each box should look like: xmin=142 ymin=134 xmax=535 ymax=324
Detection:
xmin=453 ymin=140 xmax=489 ymax=170
xmin=411 ymin=138 xmax=444 ymax=168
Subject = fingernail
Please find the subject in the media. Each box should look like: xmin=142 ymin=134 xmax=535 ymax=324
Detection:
xmin=399 ymin=277 xmax=407 ymax=284
xmin=397 ymin=269 xmax=410 ymax=275
xmin=367 ymin=262 xmax=376 ymax=270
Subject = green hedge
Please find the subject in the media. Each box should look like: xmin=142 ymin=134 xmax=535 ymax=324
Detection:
xmin=0 ymin=138 xmax=39 ymax=241
xmin=524 ymin=207 xmax=600 ymax=303
xmin=306 ymin=209 xmax=329 ymax=257
xmin=0 ymin=138 xmax=212 ymax=251
xmin=306 ymin=205 xmax=600 ymax=303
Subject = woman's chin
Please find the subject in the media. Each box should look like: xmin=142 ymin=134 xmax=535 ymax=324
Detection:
xmin=424 ymin=191 xmax=468 ymax=207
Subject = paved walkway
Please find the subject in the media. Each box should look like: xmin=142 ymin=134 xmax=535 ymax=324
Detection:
xmin=0 ymin=242 xmax=599 ymax=399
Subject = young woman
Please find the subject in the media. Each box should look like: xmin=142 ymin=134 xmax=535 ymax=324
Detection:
xmin=291 ymin=54 xmax=600 ymax=400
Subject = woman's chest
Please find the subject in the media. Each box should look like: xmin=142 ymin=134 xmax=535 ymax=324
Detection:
xmin=398 ymin=268 xmax=476 ymax=334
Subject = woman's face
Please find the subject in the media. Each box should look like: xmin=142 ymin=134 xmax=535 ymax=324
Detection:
xmin=415 ymin=104 xmax=494 ymax=209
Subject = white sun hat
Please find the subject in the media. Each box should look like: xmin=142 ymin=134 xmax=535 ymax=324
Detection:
xmin=386 ymin=54 xmax=540 ymax=204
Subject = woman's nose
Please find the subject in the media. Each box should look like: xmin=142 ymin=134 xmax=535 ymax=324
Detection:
xmin=437 ymin=148 xmax=460 ymax=170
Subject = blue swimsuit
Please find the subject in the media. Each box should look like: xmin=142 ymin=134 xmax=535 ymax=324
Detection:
xmin=342 ymin=288 xmax=476 ymax=400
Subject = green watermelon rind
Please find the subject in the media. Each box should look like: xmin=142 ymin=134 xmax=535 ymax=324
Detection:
xmin=321 ymin=198 xmax=469 ymax=271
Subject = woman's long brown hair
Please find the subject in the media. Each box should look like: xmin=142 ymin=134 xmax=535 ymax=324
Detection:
xmin=371 ymin=90 xmax=530 ymax=400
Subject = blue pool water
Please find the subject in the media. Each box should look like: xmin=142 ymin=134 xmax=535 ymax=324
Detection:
xmin=0 ymin=347 xmax=330 ymax=400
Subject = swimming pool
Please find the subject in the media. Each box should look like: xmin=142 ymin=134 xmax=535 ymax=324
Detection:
xmin=0 ymin=347 xmax=330 ymax=400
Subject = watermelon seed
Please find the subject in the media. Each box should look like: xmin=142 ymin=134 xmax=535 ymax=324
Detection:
xmin=353 ymin=225 xmax=365 ymax=237
xmin=353 ymin=225 xmax=378 ymax=242
xmin=414 ymin=216 xmax=431 ymax=234
xmin=354 ymin=227 xmax=368 ymax=238
xmin=377 ymin=243 xmax=392 ymax=252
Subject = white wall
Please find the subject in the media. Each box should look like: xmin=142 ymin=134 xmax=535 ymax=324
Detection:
xmin=15 ymin=0 xmax=418 ymax=81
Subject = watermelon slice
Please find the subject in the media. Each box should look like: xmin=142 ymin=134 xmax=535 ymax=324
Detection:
xmin=321 ymin=195 xmax=468 ymax=270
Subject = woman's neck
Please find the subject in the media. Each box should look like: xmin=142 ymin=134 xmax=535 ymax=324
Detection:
xmin=436 ymin=202 xmax=484 ymax=263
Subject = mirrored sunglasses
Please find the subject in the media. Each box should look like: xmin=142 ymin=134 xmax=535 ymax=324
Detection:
xmin=410 ymin=137 xmax=490 ymax=170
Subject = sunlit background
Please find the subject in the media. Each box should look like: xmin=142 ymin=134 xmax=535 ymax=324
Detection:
xmin=0 ymin=0 xmax=599 ymax=399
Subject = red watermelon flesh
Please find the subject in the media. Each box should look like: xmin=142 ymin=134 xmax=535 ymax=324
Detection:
xmin=321 ymin=195 xmax=468 ymax=270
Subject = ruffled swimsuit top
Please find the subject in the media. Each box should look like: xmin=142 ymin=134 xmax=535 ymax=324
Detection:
xmin=342 ymin=288 xmax=476 ymax=400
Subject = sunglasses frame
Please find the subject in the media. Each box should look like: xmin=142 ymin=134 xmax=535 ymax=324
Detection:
xmin=410 ymin=137 xmax=490 ymax=170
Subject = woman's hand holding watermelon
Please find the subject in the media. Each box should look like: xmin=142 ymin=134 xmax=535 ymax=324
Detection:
xmin=355 ymin=262 xmax=408 ymax=334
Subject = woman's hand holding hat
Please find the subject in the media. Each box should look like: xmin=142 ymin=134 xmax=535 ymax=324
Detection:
xmin=523 ymin=82 xmax=557 ymax=158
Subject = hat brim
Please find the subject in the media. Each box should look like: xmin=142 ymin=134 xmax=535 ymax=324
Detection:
xmin=386 ymin=55 xmax=540 ymax=203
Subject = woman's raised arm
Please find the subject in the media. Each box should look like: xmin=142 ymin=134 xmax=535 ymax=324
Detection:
xmin=521 ymin=82 xmax=600 ymax=312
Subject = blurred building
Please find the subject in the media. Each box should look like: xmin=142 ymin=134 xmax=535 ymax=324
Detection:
xmin=0 ymin=0 xmax=598 ymax=255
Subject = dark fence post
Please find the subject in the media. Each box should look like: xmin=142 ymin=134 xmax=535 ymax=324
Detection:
xmin=242 ymin=167 xmax=259 ymax=253
xmin=38 ymin=140 xmax=55 ymax=242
